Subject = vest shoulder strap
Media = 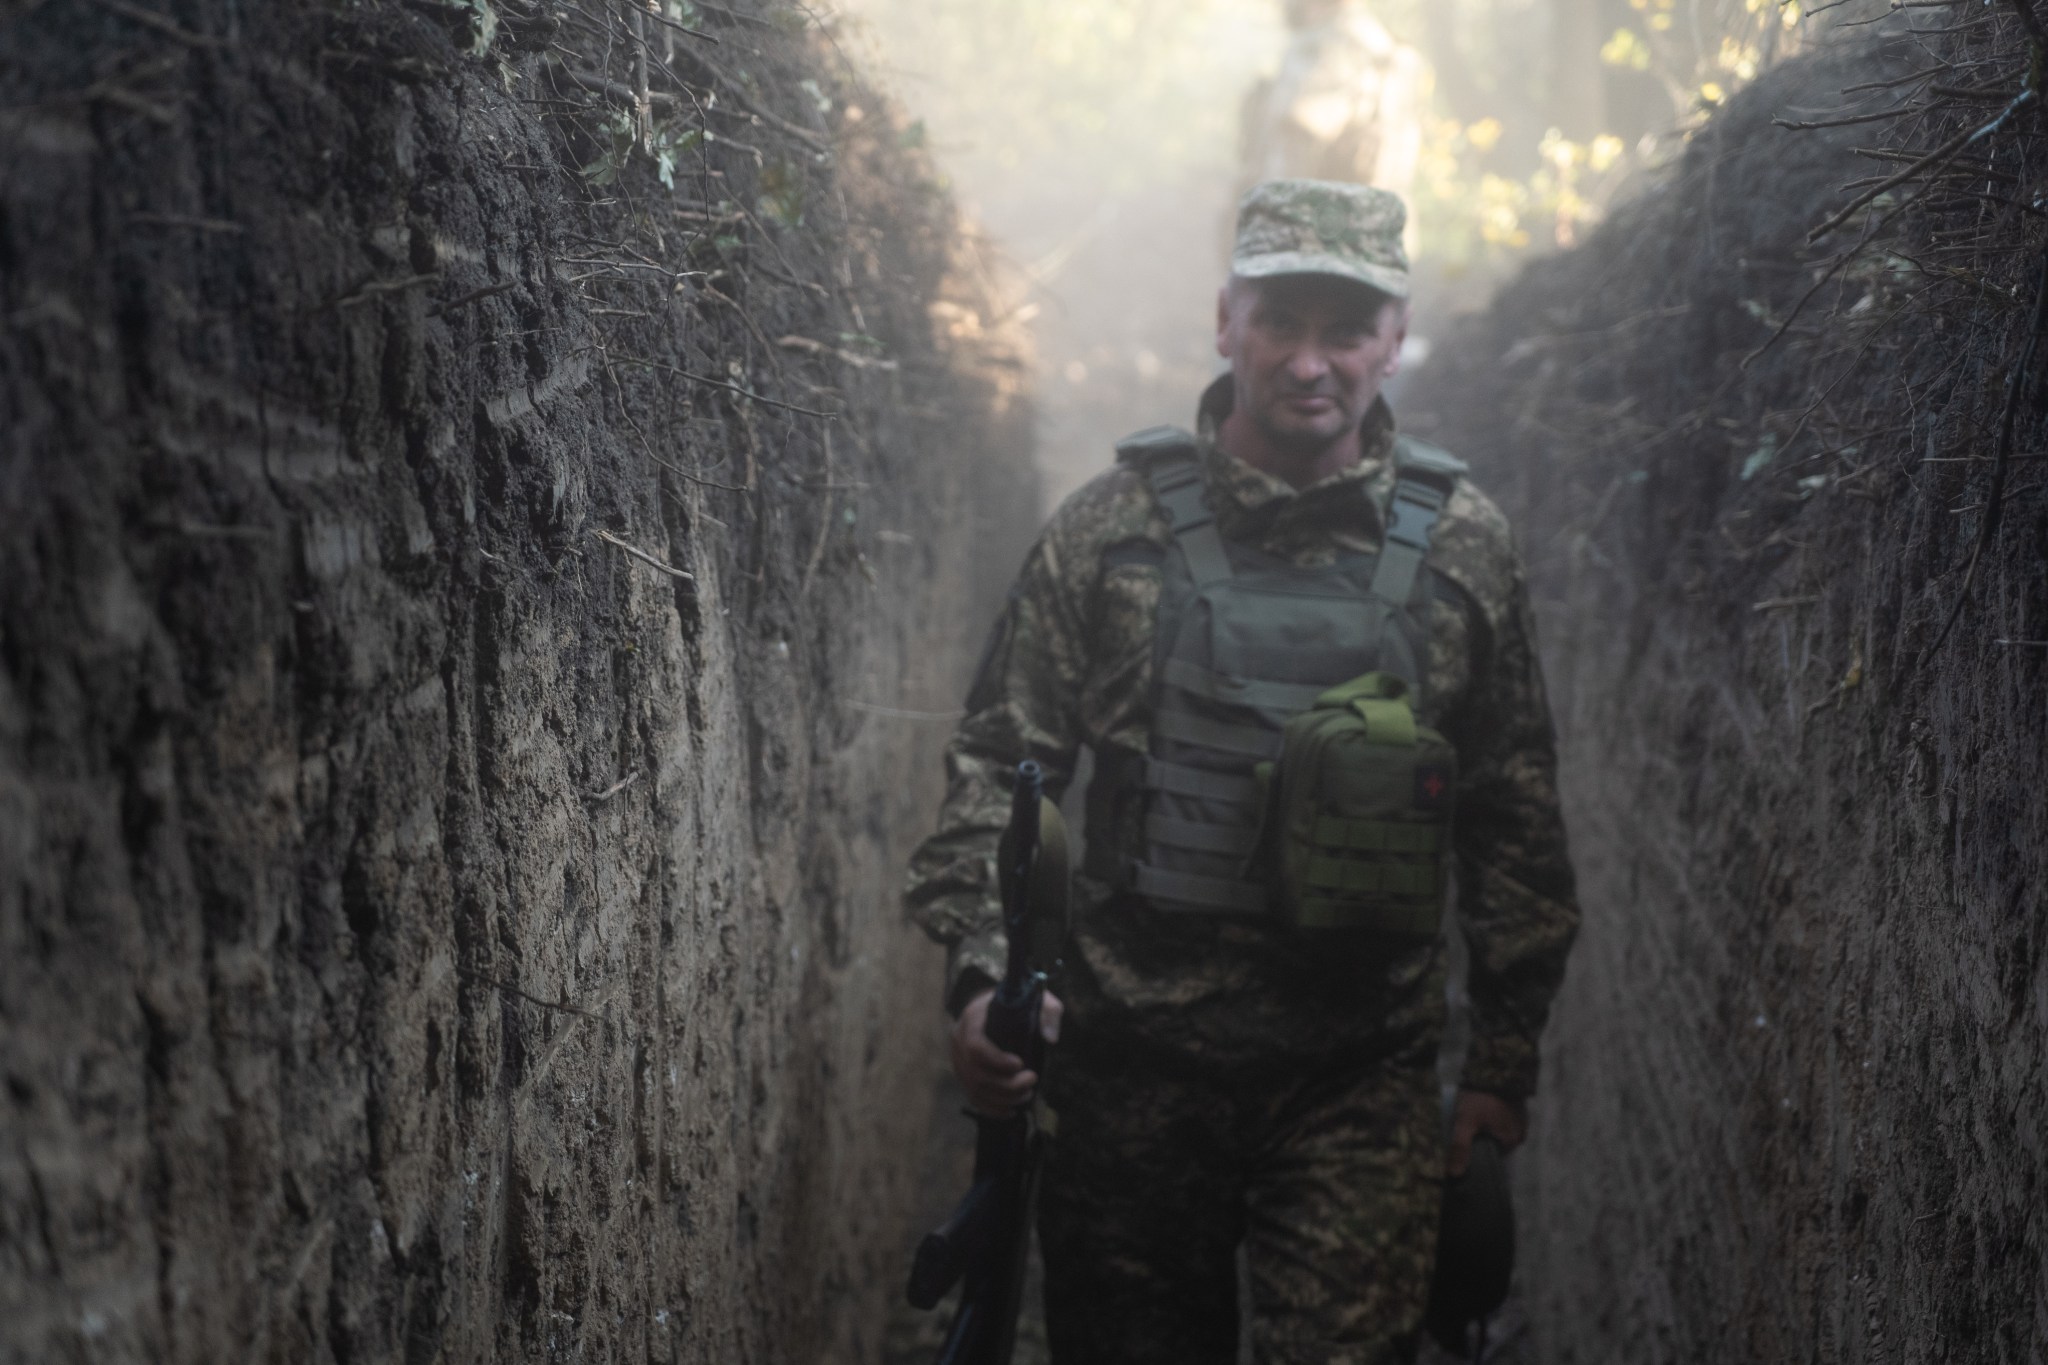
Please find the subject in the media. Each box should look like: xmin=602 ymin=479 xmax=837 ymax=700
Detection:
xmin=1115 ymin=426 xmax=1232 ymax=585
xmin=1115 ymin=424 xmax=1200 ymax=467
xmin=1370 ymin=435 xmax=1465 ymax=609
xmin=1391 ymin=434 xmax=1469 ymax=482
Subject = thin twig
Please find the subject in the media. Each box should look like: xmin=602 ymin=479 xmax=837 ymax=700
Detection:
xmin=157 ymin=518 xmax=272 ymax=542
xmin=802 ymin=426 xmax=835 ymax=595
xmin=630 ymin=0 xmax=653 ymax=150
xmin=778 ymin=334 xmax=899 ymax=370
xmin=586 ymin=769 xmax=641 ymax=802
xmin=556 ymin=255 xmax=704 ymax=283
xmin=1747 ymin=114 xmax=2027 ymax=371
xmin=645 ymin=446 xmax=751 ymax=491
xmin=640 ymin=4 xmax=717 ymax=42
xmin=846 ymin=701 xmax=966 ymax=721
xmin=87 ymin=84 xmax=179 ymax=124
xmin=127 ymin=212 xmax=243 ymax=233
xmin=456 ymin=967 xmax=593 ymax=1018
xmin=2006 ymin=0 xmax=2048 ymax=52
xmin=702 ymin=283 xmax=784 ymax=361
xmin=1775 ymin=104 xmax=1923 ymax=131
xmin=430 ymin=280 xmax=518 ymax=317
xmin=1807 ymin=88 xmax=2035 ymax=242
xmin=87 ymin=0 xmax=221 ymax=46
xmin=1841 ymin=64 xmax=1956 ymax=96
xmin=1851 ymin=144 xmax=2018 ymax=181
xmin=1924 ymin=245 xmax=2048 ymax=661
xmin=690 ymin=0 xmax=775 ymax=26
xmin=607 ymin=351 xmax=841 ymax=417
xmin=1929 ymin=80 xmax=2031 ymax=100
xmin=335 ymin=272 xmax=440 ymax=309
xmin=595 ymin=527 xmax=695 ymax=580
xmin=1743 ymin=229 xmax=1881 ymax=368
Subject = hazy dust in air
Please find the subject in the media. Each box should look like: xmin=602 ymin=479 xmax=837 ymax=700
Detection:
xmin=825 ymin=0 xmax=1805 ymax=505
xmin=828 ymin=0 xmax=1290 ymax=505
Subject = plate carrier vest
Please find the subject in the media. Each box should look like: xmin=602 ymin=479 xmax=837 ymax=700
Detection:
xmin=1082 ymin=424 xmax=1466 ymax=925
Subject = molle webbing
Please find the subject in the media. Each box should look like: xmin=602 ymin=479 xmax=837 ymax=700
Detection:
xmin=1101 ymin=427 xmax=1460 ymax=920
xmin=1160 ymin=657 xmax=1328 ymax=713
xmin=1143 ymin=755 xmax=1261 ymax=806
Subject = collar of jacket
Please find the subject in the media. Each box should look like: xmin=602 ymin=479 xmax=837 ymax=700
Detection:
xmin=1192 ymin=373 xmax=1399 ymax=542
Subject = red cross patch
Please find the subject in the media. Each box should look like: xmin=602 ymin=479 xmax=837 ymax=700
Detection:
xmin=1414 ymin=765 xmax=1451 ymax=811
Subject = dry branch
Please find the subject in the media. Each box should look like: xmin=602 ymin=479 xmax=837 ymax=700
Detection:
xmin=1807 ymin=88 xmax=2034 ymax=242
xmin=336 ymin=272 xmax=440 ymax=308
xmin=594 ymin=527 xmax=695 ymax=580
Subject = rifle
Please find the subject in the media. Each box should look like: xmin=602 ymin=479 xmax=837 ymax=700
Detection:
xmin=904 ymin=759 xmax=1068 ymax=1365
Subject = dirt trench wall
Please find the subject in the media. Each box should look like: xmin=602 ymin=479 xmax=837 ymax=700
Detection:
xmin=1406 ymin=31 xmax=2047 ymax=1365
xmin=0 ymin=4 xmax=1033 ymax=1362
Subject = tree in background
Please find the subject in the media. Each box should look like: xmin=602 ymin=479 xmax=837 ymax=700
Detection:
xmin=1405 ymin=0 xmax=1806 ymax=262
xmin=1239 ymin=0 xmax=1433 ymax=214
xmin=833 ymin=0 xmax=1804 ymax=271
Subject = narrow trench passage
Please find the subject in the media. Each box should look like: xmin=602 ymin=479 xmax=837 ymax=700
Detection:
xmin=3 ymin=3 xmax=2044 ymax=1363
xmin=862 ymin=4 xmax=2048 ymax=1361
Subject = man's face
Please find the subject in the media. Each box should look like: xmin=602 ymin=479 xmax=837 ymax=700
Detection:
xmin=1215 ymin=274 xmax=1408 ymax=458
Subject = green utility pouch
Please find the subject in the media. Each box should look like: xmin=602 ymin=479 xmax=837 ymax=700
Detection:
xmin=1252 ymin=671 xmax=1455 ymax=935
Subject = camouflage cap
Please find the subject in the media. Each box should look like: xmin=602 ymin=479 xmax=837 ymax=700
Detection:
xmin=1231 ymin=179 xmax=1409 ymax=299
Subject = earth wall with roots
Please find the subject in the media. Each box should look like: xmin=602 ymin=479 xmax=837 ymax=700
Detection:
xmin=0 ymin=2 xmax=1034 ymax=1361
xmin=1407 ymin=15 xmax=2048 ymax=1361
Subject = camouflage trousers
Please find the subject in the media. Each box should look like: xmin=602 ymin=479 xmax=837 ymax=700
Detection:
xmin=1038 ymin=1026 xmax=1442 ymax=1365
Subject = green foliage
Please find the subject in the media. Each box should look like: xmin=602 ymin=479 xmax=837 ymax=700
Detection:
xmin=757 ymin=159 xmax=806 ymax=227
xmin=1740 ymin=434 xmax=1778 ymax=481
xmin=653 ymin=123 xmax=704 ymax=189
xmin=1412 ymin=0 xmax=1805 ymax=272
xmin=1415 ymin=122 xmax=1630 ymax=266
xmin=581 ymin=110 xmax=637 ymax=187
xmin=840 ymin=0 xmax=1807 ymax=273
xmin=459 ymin=0 xmax=497 ymax=56
xmin=580 ymin=111 xmax=703 ymax=190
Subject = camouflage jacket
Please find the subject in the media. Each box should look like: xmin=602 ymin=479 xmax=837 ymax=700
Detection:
xmin=906 ymin=381 xmax=1578 ymax=1096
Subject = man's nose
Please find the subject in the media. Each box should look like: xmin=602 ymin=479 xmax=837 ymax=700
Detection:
xmin=1284 ymin=345 xmax=1330 ymax=384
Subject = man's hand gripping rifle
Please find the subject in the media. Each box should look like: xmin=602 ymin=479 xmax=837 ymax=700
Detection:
xmin=904 ymin=760 xmax=1068 ymax=1365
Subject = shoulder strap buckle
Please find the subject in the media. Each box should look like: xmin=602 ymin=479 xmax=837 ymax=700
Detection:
xmin=1371 ymin=436 xmax=1463 ymax=608
xmin=1120 ymin=430 xmax=1232 ymax=584
xmin=1115 ymin=424 xmax=1200 ymax=468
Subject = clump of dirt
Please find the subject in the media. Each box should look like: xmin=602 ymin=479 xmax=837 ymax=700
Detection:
xmin=1405 ymin=12 xmax=2047 ymax=1360
xmin=0 ymin=2 xmax=1032 ymax=1361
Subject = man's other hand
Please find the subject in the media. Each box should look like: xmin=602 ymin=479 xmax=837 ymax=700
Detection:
xmin=950 ymin=986 xmax=1064 ymax=1117
xmin=1447 ymin=1090 xmax=1528 ymax=1177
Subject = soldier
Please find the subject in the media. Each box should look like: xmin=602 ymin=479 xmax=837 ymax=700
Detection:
xmin=905 ymin=180 xmax=1579 ymax=1364
xmin=1240 ymin=0 xmax=1432 ymax=206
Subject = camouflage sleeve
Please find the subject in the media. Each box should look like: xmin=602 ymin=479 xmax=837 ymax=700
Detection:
xmin=1448 ymin=547 xmax=1581 ymax=1099
xmin=904 ymin=512 xmax=1095 ymax=1015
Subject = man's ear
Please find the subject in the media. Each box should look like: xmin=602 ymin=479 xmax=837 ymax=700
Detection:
xmin=1383 ymin=300 xmax=1411 ymax=375
xmin=1215 ymin=284 xmax=1235 ymax=360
